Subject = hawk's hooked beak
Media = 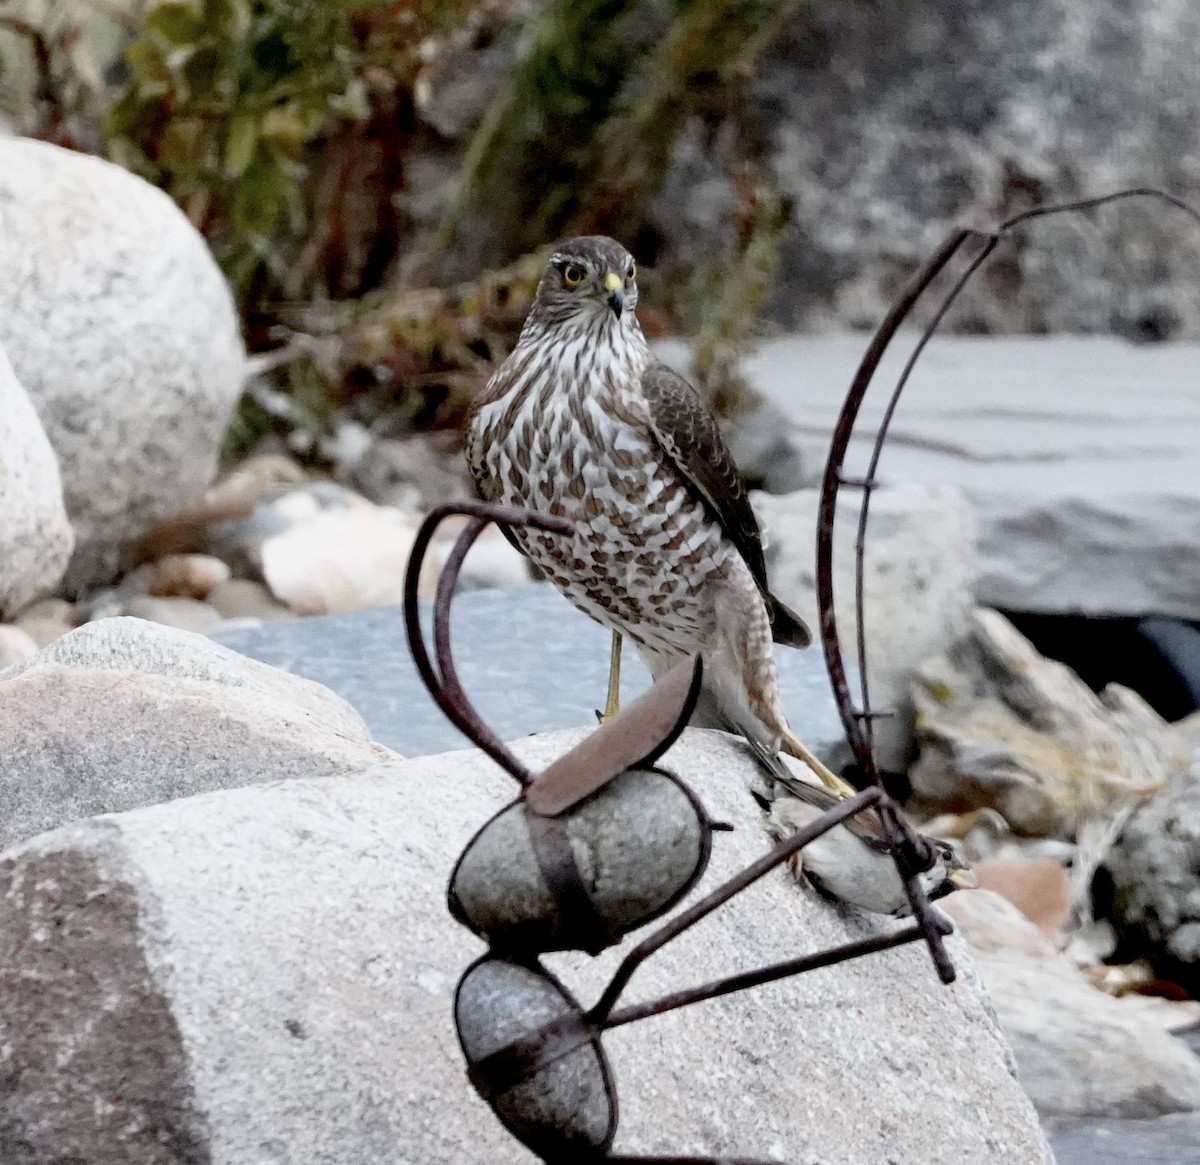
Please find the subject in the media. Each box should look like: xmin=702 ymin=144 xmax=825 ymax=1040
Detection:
xmin=603 ymin=271 xmax=624 ymax=318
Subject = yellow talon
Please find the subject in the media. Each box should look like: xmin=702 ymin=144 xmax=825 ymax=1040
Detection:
xmin=782 ymin=729 xmax=858 ymax=799
xmin=598 ymin=631 xmax=623 ymax=723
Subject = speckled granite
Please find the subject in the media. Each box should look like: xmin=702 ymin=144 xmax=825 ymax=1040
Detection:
xmin=214 ymin=582 xmax=847 ymax=758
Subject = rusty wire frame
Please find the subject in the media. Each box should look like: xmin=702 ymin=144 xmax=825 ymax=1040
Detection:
xmin=817 ymin=186 xmax=1200 ymax=781
xmin=810 ymin=185 xmax=1200 ymax=973
xmin=402 ymin=191 xmax=1200 ymax=1161
xmin=403 ymin=501 xmax=957 ymax=1165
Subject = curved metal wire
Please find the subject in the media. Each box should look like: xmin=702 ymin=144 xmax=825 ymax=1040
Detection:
xmin=816 ymin=186 xmax=1200 ymax=793
xmin=403 ymin=500 xmax=573 ymax=785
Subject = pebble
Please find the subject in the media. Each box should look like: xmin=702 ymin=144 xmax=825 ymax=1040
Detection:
xmin=208 ymin=579 xmax=294 ymax=622
xmin=0 ymin=624 xmax=39 ymax=669
xmin=123 ymin=595 xmax=223 ymax=635
xmin=12 ymin=596 xmax=76 ymax=648
xmin=975 ymin=858 xmax=1074 ymax=937
xmin=145 ymin=554 xmax=231 ymax=600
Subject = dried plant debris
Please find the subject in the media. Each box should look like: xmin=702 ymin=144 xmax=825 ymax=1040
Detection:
xmin=910 ymin=608 xmax=1185 ymax=841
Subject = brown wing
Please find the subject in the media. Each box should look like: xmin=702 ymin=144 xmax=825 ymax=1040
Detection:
xmin=641 ymin=359 xmax=811 ymax=648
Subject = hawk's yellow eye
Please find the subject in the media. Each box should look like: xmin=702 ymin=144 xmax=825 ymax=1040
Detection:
xmin=562 ymin=264 xmax=585 ymax=288
xmin=627 ymin=262 xmax=637 ymax=281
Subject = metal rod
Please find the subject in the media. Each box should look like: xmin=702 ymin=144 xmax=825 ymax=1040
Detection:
xmin=603 ymin=918 xmax=948 ymax=1030
xmin=586 ymin=788 xmax=883 ymax=1026
xmin=816 ymin=187 xmax=1200 ymax=789
xmin=814 ymin=228 xmax=975 ymax=775
xmin=402 ymin=501 xmax=572 ymax=786
xmin=433 ymin=515 xmax=533 ymax=783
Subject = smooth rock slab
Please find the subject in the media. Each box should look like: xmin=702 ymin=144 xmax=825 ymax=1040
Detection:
xmin=942 ymin=891 xmax=1200 ymax=1127
xmin=0 ymin=342 xmax=72 ymax=616
xmin=0 ymin=137 xmax=244 ymax=590
xmin=1051 ymin=1113 xmax=1200 ymax=1165
xmin=214 ymin=583 xmax=847 ymax=759
xmin=0 ymin=617 xmax=392 ymax=850
xmin=0 ymin=730 xmax=1051 ymax=1165
xmin=662 ymin=333 xmax=1200 ymax=618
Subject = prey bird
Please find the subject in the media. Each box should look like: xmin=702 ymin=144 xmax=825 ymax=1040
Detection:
xmin=465 ymin=235 xmax=852 ymax=797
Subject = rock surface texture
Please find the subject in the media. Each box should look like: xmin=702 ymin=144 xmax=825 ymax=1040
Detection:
xmin=691 ymin=332 xmax=1200 ymax=618
xmin=0 ymin=137 xmax=244 ymax=591
xmin=0 ymin=617 xmax=391 ymax=850
xmin=942 ymin=890 xmax=1200 ymax=1130
xmin=734 ymin=0 xmax=1200 ymax=337
xmin=911 ymin=609 xmax=1183 ymax=845
xmin=0 ymin=343 xmax=73 ymax=615
xmin=752 ymin=482 xmax=976 ymax=771
xmin=1103 ymin=765 xmax=1200 ymax=996
xmin=0 ymin=729 xmax=1051 ymax=1164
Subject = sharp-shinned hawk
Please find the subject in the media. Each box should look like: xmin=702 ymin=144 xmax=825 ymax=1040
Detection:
xmin=465 ymin=235 xmax=851 ymax=796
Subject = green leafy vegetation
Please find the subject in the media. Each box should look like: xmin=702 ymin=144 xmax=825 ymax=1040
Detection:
xmin=1 ymin=0 xmax=810 ymax=459
xmin=105 ymin=0 xmax=473 ymax=301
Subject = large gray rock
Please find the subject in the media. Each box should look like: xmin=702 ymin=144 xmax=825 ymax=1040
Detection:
xmin=943 ymin=890 xmax=1200 ymax=1129
xmin=911 ymin=609 xmax=1184 ymax=844
xmin=684 ymin=0 xmax=1200 ymax=339
xmin=1103 ymin=765 xmax=1200 ymax=996
xmin=752 ymin=482 xmax=976 ymax=771
xmin=702 ymin=331 xmax=1200 ymax=618
xmin=0 ymin=617 xmax=392 ymax=850
xmin=0 ymin=730 xmax=1052 ymax=1164
xmin=0 ymin=342 xmax=72 ymax=616
xmin=0 ymin=137 xmax=245 ymax=591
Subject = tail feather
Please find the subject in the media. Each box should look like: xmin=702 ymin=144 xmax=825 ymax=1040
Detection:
xmin=769 ymin=593 xmax=812 ymax=649
xmin=780 ymin=730 xmax=858 ymax=799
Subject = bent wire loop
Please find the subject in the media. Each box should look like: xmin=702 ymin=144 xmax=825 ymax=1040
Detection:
xmin=814 ymin=186 xmax=1200 ymax=969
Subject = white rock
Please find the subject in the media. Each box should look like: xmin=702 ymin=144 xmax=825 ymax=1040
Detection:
xmin=0 ymin=729 xmax=1051 ymax=1164
xmin=430 ymin=517 xmax=532 ymax=592
xmin=682 ymin=332 xmax=1200 ymax=617
xmin=0 ymin=138 xmax=245 ymax=590
xmin=0 ymin=617 xmax=394 ymax=850
xmin=753 ymin=482 xmax=976 ymax=770
xmin=122 ymin=594 xmax=224 ymax=634
xmin=982 ymin=950 xmax=1200 ymax=1129
xmin=911 ymin=609 xmax=1184 ymax=841
xmin=0 ymin=624 xmax=39 ymax=669
xmin=12 ymin=596 xmax=76 ymax=648
xmin=0 ymin=343 xmax=73 ymax=614
xmin=260 ymin=500 xmax=420 ymax=614
xmin=943 ymin=890 xmax=1200 ymax=1128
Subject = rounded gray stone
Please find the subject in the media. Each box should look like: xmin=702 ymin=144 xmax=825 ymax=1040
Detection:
xmin=0 ymin=137 xmax=244 ymax=590
xmin=0 ymin=728 xmax=1052 ymax=1164
xmin=0 ymin=342 xmax=72 ymax=616
xmin=451 ymin=768 xmax=708 ymax=949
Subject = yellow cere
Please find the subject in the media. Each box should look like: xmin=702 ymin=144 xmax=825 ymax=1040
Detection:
xmin=603 ymin=271 xmax=623 ymax=293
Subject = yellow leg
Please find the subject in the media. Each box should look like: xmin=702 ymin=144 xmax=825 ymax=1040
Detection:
xmin=598 ymin=631 xmax=623 ymax=722
xmin=782 ymin=729 xmax=858 ymax=799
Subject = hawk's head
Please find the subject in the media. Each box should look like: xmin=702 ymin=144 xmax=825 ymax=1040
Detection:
xmin=528 ymin=236 xmax=640 ymax=331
